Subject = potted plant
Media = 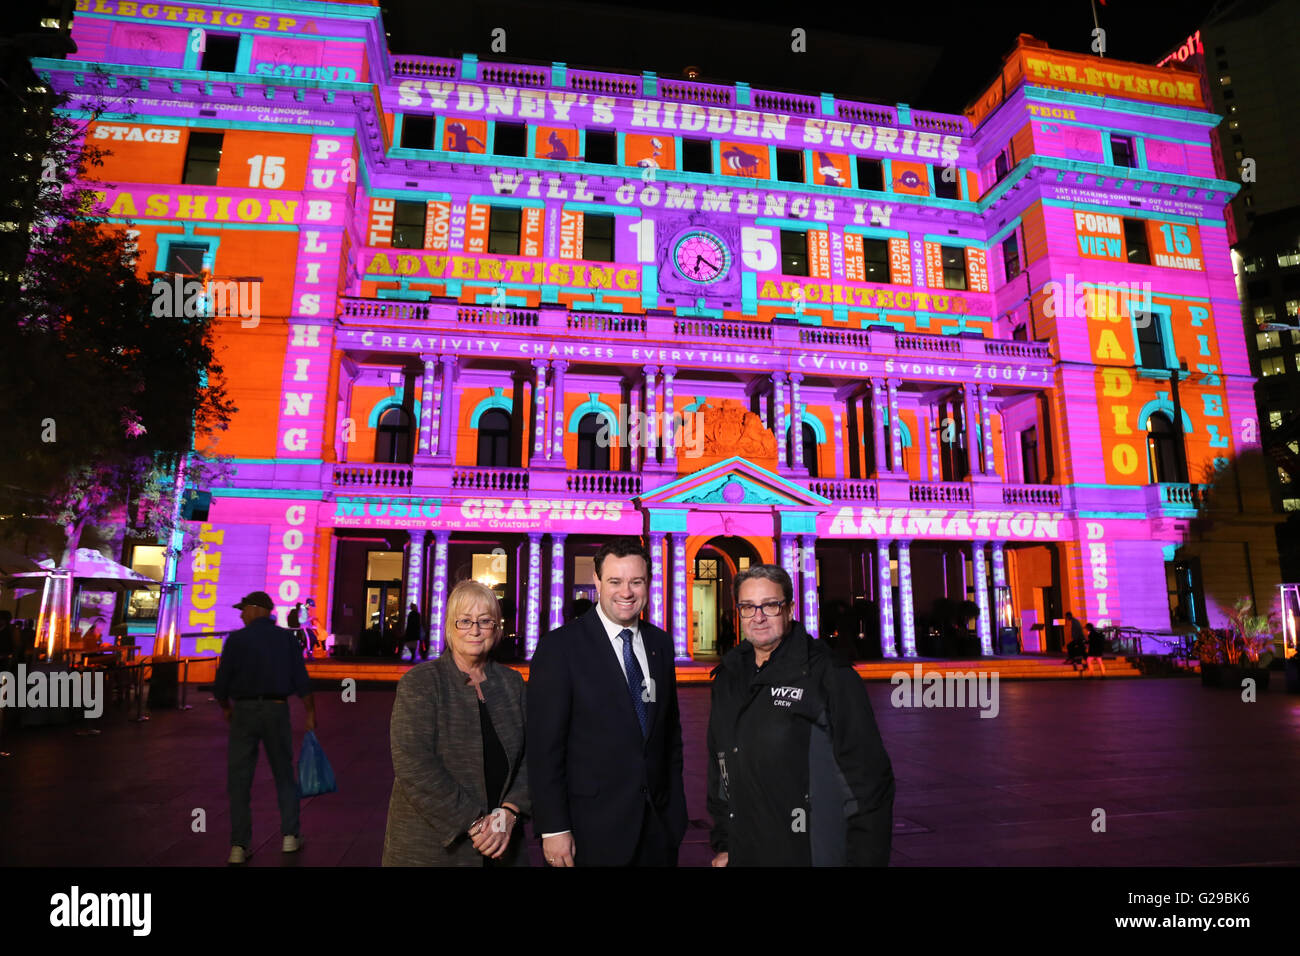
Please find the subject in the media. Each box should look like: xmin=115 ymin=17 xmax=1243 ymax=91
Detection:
xmin=1196 ymin=598 xmax=1275 ymax=690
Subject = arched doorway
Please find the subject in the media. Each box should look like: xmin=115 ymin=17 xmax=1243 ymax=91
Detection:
xmin=693 ymin=536 xmax=762 ymax=659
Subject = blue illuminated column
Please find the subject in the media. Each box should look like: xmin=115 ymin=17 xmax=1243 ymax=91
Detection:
xmin=870 ymin=379 xmax=888 ymax=475
xmin=888 ymin=379 xmax=902 ymax=474
xmin=436 ymin=355 xmax=458 ymax=459
xmin=773 ymin=372 xmax=788 ymax=469
xmin=531 ymin=360 xmax=548 ymax=462
xmin=790 ymin=373 xmax=804 ymax=470
xmin=878 ymin=538 xmax=896 ymax=657
xmin=525 ymin=533 xmax=543 ymax=657
xmin=663 ymin=366 xmax=677 ymax=465
xmin=962 ymin=384 xmax=981 ymax=478
xmin=549 ymin=359 xmax=567 ymax=462
xmin=973 ymin=540 xmax=993 ymax=655
xmin=417 ymin=355 xmax=437 ymax=457
xmin=779 ymin=533 xmax=800 ymax=619
xmin=548 ymin=532 xmax=566 ymax=632
xmin=429 ymin=531 xmax=450 ymax=657
xmin=405 ymin=530 xmax=426 ymax=620
xmin=643 ymin=365 xmax=659 ymax=464
xmin=670 ymin=532 xmax=688 ymax=658
xmin=649 ymin=530 xmax=666 ymax=629
xmin=799 ymin=534 xmax=818 ymax=637
xmin=897 ymin=538 xmax=916 ymax=656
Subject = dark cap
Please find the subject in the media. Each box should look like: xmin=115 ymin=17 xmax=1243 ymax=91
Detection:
xmin=233 ymin=591 xmax=275 ymax=611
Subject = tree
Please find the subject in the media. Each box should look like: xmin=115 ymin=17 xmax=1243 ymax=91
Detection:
xmin=0 ymin=74 xmax=235 ymax=571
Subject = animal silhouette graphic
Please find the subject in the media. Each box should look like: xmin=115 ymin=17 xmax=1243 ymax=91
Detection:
xmin=721 ymin=145 xmax=761 ymax=175
xmin=545 ymin=130 xmax=570 ymax=160
xmin=445 ymin=121 xmax=485 ymax=152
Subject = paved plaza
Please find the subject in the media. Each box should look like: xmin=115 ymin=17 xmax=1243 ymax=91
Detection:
xmin=2 ymin=675 xmax=1297 ymax=867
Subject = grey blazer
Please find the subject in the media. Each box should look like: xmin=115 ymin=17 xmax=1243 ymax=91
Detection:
xmin=382 ymin=655 xmax=531 ymax=866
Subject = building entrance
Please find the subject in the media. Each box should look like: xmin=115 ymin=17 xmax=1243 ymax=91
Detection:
xmin=693 ymin=536 xmax=761 ymax=659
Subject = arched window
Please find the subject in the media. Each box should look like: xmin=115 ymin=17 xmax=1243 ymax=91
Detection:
xmin=375 ymin=406 xmax=412 ymax=464
xmin=1146 ymin=412 xmax=1185 ymax=483
xmin=576 ymin=412 xmax=610 ymax=470
xmin=476 ymin=409 xmax=511 ymax=467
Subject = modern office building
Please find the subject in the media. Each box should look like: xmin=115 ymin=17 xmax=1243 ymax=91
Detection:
xmin=34 ymin=0 xmax=1281 ymax=659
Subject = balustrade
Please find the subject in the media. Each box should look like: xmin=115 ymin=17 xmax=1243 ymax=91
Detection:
xmin=333 ymin=464 xmax=413 ymax=489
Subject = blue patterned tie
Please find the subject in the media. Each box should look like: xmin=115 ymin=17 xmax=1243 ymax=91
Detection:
xmin=620 ymin=628 xmax=648 ymax=737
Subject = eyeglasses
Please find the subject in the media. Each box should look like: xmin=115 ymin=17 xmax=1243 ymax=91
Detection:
xmin=736 ymin=601 xmax=787 ymax=619
xmin=453 ymin=618 xmax=499 ymax=632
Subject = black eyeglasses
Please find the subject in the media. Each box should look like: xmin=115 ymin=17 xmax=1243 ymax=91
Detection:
xmin=453 ymin=618 xmax=499 ymax=632
xmin=736 ymin=601 xmax=787 ymax=619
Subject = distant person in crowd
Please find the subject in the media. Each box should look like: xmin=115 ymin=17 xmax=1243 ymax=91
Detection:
xmin=403 ymin=603 xmax=423 ymax=662
xmin=19 ymin=620 xmax=36 ymax=664
xmin=214 ymin=591 xmax=316 ymax=865
xmin=0 ymin=611 xmax=15 ymax=668
xmin=529 ymin=538 xmax=687 ymax=866
xmin=1084 ymin=622 xmax=1107 ymax=678
xmin=707 ymin=564 xmax=894 ymax=867
xmin=1064 ymin=611 xmax=1087 ymax=667
xmin=383 ymin=580 xmax=529 ymax=866
xmin=287 ymin=602 xmax=307 ymax=656
xmin=302 ymin=599 xmax=322 ymax=658
xmin=716 ymin=608 xmax=736 ymax=657
xmin=80 ymin=621 xmax=103 ymax=650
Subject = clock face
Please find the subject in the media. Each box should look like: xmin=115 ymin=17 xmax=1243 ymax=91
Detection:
xmin=673 ymin=230 xmax=731 ymax=284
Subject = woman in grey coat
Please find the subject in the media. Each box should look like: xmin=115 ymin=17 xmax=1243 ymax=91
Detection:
xmin=382 ymin=580 xmax=530 ymax=865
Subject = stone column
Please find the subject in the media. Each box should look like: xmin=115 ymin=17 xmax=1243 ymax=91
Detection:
xmin=416 ymin=355 xmax=437 ymax=458
xmin=897 ymin=539 xmax=916 ymax=656
xmin=962 ymin=384 xmax=981 ymax=478
xmin=799 ymin=534 xmax=818 ymax=637
xmin=662 ymin=366 xmax=677 ymax=466
xmin=790 ymin=373 xmax=805 ymax=471
xmin=548 ymin=359 xmax=568 ymax=463
xmin=870 ymin=378 xmax=888 ymax=475
xmin=670 ymin=532 xmax=688 ymax=659
xmin=979 ymin=384 xmax=996 ymax=477
xmin=929 ymin=401 xmax=942 ymax=481
xmin=877 ymin=538 xmax=896 ymax=657
xmin=437 ymin=354 xmax=458 ymax=459
xmin=405 ymin=530 xmax=427 ymax=619
xmin=773 ymin=372 xmax=788 ymax=469
xmin=548 ymin=533 xmax=566 ymax=632
xmin=429 ymin=531 xmax=450 ymax=657
xmin=339 ymin=362 xmax=358 ymax=462
xmin=991 ymin=540 xmax=1007 ymax=651
xmin=887 ymin=378 xmax=902 ymax=475
xmin=643 ymin=365 xmax=659 ymax=465
xmin=649 ymin=531 xmax=666 ymax=629
xmin=779 ymin=533 xmax=800 ymax=619
xmin=525 ymin=532 xmax=543 ymax=658
xmin=973 ymin=540 xmax=993 ymax=655
xmin=530 ymin=360 xmax=548 ymax=464
xmin=832 ymin=407 xmax=845 ymax=478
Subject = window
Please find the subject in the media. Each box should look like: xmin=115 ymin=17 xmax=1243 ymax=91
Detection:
xmin=1223 ymin=89 xmax=1234 ymax=100
xmin=1002 ymin=233 xmax=1021 ymax=281
xmin=1270 ymin=411 xmax=1284 ymax=430
xmin=1232 ymin=135 xmax=1243 ymax=145
xmin=787 ymin=422 xmax=819 ymax=476
xmin=1219 ymin=75 xmax=1231 ymax=85
xmin=1217 ymin=59 xmax=1229 ymax=70
xmin=1257 ymin=331 xmax=1282 ymax=351
xmin=487 ymin=206 xmax=521 ymax=255
xmin=1146 ymin=412 xmax=1185 ymax=483
xmin=1110 ymin=134 xmax=1136 ymax=168
xmin=863 ymin=238 xmax=889 ymax=283
xmin=182 ymin=132 xmax=222 ymax=186
xmin=681 ymin=138 xmax=711 ymax=173
xmin=181 ymin=489 xmax=211 ymax=522
xmin=1134 ymin=310 xmax=1167 ymax=368
xmin=584 ymin=130 xmax=616 ymax=165
xmin=494 ymin=122 xmax=527 ymax=157
xmin=1287 ymin=300 xmax=1300 ymax=318
xmin=1254 ymin=305 xmax=1276 ymax=325
xmin=199 ymin=34 xmax=240 ymax=73
xmin=940 ymin=245 xmax=967 ymax=290
xmin=780 ymin=230 xmax=808 ymax=276
xmin=931 ymin=164 xmax=960 ymax=199
xmin=1123 ymin=218 xmax=1150 ymax=265
xmin=1262 ymin=355 xmax=1286 ymax=377
xmin=994 ymin=149 xmax=1010 ymax=182
xmin=399 ymin=115 xmax=434 ymax=149
xmin=583 ymin=214 xmax=614 ymax=262
xmin=375 ymin=406 xmax=413 ymax=464
xmin=1166 ymin=559 xmax=1204 ymax=627
xmin=165 ymin=242 xmax=208 ymax=275
xmin=775 ymin=148 xmax=803 ymax=183
xmin=576 ymin=413 xmax=610 ymax=470
xmin=1279 ymin=249 xmax=1300 ymax=268
xmin=856 ymin=157 xmax=884 ymax=191
xmin=1020 ymin=428 xmax=1040 ymax=484
xmin=392 ymin=201 xmax=426 ymax=249
xmin=476 ymin=409 xmax=511 ymax=467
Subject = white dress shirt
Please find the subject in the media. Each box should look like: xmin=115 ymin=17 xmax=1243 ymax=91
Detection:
xmin=541 ymin=604 xmax=652 ymax=841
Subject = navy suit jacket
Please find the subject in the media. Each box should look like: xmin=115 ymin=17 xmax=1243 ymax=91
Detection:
xmin=526 ymin=608 xmax=688 ymax=865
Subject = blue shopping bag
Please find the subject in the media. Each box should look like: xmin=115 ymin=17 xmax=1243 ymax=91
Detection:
xmin=297 ymin=730 xmax=337 ymax=797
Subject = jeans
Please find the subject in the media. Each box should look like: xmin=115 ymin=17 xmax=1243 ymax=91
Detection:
xmin=228 ymin=700 xmax=299 ymax=848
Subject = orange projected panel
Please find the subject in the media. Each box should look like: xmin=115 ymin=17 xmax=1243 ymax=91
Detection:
xmin=559 ymin=210 xmax=583 ymax=260
xmin=535 ymin=126 xmax=578 ymax=161
xmin=88 ymin=122 xmax=187 ymax=184
xmin=1073 ymin=210 xmax=1125 ymax=262
xmin=216 ymin=130 xmax=312 ymax=192
xmin=844 ymin=233 xmax=865 ymax=282
xmin=888 ymin=238 xmax=912 ymax=286
xmin=624 ymin=133 xmax=675 ymax=170
xmin=719 ymin=142 xmax=769 ymax=179
xmin=442 ymin=118 xmax=487 ymax=153
xmin=367 ymin=197 xmax=395 ymax=247
xmin=465 ymin=202 xmax=490 ymax=254
xmin=807 ymin=230 xmax=832 ymax=279
xmin=521 ymin=206 xmax=545 ymax=257
xmin=890 ymin=160 xmax=930 ymax=196
xmin=965 ymin=248 xmax=989 ymax=293
xmin=424 ymin=200 xmax=451 ymax=251
xmin=810 ymin=151 xmax=851 ymax=188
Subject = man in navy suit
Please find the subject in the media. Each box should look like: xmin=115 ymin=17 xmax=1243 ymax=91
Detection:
xmin=527 ymin=537 xmax=687 ymax=866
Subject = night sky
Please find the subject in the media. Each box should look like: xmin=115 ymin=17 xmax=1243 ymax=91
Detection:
xmin=380 ymin=0 xmax=1220 ymax=114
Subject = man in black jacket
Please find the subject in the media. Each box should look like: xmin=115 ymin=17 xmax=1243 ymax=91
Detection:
xmin=708 ymin=564 xmax=894 ymax=866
